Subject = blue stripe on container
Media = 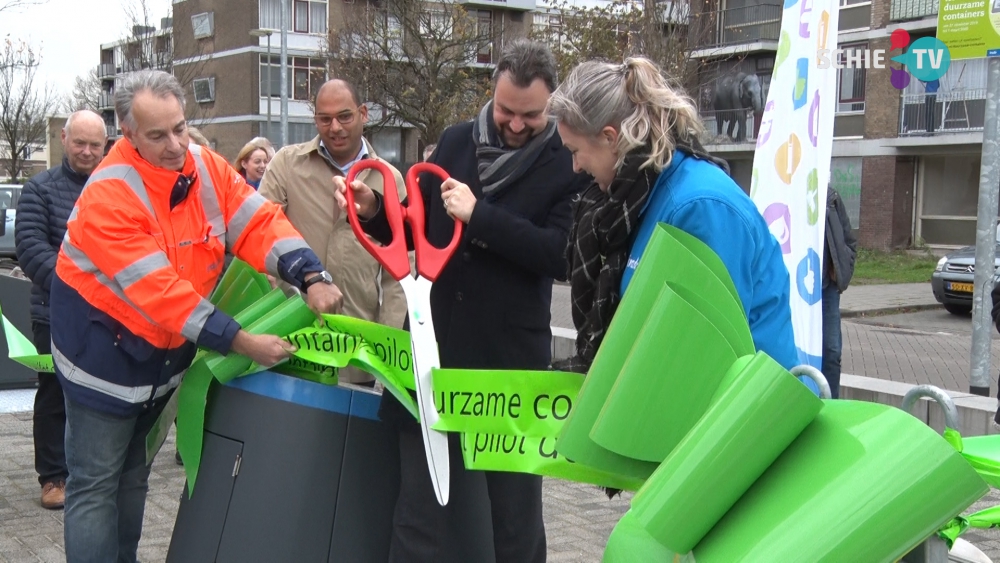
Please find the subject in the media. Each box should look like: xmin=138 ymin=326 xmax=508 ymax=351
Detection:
xmin=350 ymin=388 xmax=382 ymax=421
xmin=226 ymin=371 xmax=382 ymax=420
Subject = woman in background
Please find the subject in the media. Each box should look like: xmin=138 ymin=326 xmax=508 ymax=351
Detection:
xmin=233 ymin=137 xmax=274 ymax=189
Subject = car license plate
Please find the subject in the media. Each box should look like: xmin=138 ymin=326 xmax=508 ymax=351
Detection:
xmin=948 ymin=282 xmax=974 ymax=293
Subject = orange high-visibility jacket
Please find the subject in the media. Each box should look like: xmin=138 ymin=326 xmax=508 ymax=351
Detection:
xmin=50 ymin=139 xmax=322 ymax=416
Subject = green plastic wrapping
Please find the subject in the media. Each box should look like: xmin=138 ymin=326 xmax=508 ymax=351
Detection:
xmin=629 ymin=352 xmax=822 ymax=553
xmin=589 ymin=282 xmax=739 ymax=462
xmin=557 ymin=224 xmax=745 ymax=479
xmin=959 ymin=434 xmax=1000 ymax=487
xmin=209 ymin=259 xmax=269 ymax=317
xmin=683 ymin=401 xmax=987 ymax=562
xmin=603 ymin=512 xmax=686 ymax=563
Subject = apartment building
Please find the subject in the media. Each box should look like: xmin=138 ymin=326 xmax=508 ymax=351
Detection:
xmin=154 ymin=0 xmax=540 ymax=165
xmin=97 ymin=20 xmax=174 ymax=152
xmin=688 ymin=0 xmax=985 ymax=250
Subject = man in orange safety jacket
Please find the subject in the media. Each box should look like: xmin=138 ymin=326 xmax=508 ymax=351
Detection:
xmin=49 ymin=70 xmax=344 ymax=563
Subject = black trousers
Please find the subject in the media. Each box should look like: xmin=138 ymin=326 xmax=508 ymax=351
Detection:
xmin=388 ymin=423 xmax=547 ymax=563
xmin=32 ymin=322 xmax=67 ymax=486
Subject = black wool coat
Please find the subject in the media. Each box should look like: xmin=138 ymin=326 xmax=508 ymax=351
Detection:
xmin=362 ymin=121 xmax=590 ymax=422
xmin=15 ymin=158 xmax=89 ymax=325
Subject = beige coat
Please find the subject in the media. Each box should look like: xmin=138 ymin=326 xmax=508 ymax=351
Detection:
xmin=259 ymin=136 xmax=408 ymax=384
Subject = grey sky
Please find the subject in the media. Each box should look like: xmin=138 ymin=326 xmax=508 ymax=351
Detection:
xmin=2 ymin=0 xmax=173 ymax=96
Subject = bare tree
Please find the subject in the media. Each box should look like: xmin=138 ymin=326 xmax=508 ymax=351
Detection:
xmin=0 ymin=38 xmax=58 ymax=180
xmin=120 ymin=0 xmax=210 ymax=123
xmin=0 ymin=0 xmax=46 ymax=14
xmin=532 ymin=0 xmax=700 ymax=90
xmin=328 ymin=0 xmax=494 ymax=145
xmin=63 ymin=66 xmax=101 ymax=113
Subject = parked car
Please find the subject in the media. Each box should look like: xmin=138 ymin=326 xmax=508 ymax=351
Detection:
xmin=0 ymin=184 xmax=21 ymax=259
xmin=931 ymin=231 xmax=1000 ymax=315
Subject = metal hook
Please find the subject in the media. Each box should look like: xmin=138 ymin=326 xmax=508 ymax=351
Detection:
xmin=901 ymin=385 xmax=959 ymax=431
xmin=790 ymin=365 xmax=832 ymax=400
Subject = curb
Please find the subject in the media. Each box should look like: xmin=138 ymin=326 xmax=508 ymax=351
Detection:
xmin=841 ymin=303 xmax=943 ymax=318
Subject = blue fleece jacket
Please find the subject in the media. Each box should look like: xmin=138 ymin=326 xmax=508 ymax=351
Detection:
xmin=621 ymin=150 xmax=799 ymax=370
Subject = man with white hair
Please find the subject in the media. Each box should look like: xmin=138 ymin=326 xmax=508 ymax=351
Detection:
xmin=15 ymin=109 xmax=107 ymax=510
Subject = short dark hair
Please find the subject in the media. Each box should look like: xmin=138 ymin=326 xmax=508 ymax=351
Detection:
xmin=492 ymin=39 xmax=558 ymax=93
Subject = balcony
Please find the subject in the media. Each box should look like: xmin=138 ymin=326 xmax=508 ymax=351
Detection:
xmin=97 ymin=63 xmax=116 ymax=79
xmin=688 ymin=4 xmax=781 ymax=53
xmin=700 ymin=109 xmax=760 ymax=145
xmin=890 ymin=0 xmax=937 ymax=21
xmin=98 ymin=92 xmax=114 ymax=110
xmin=899 ymin=89 xmax=986 ymax=136
xmin=459 ymin=0 xmax=536 ymax=10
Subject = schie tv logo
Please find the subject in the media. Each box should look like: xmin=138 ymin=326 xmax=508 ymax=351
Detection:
xmin=816 ymin=30 xmax=951 ymax=90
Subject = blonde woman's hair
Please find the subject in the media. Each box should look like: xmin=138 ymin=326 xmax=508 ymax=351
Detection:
xmin=187 ymin=126 xmax=210 ymax=147
xmin=233 ymin=137 xmax=275 ymax=174
xmin=547 ymin=57 xmax=704 ymax=172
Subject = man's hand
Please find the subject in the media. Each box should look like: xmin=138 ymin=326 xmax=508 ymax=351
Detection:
xmin=440 ymin=178 xmax=476 ymax=224
xmin=305 ymin=281 xmax=344 ymax=323
xmin=231 ymin=331 xmax=296 ymax=368
xmin=333 ymin=176 xmax=378 ymax=219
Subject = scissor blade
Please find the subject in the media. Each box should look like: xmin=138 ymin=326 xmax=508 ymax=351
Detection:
xmin=401 ymin=277 xmax=450 ymax=506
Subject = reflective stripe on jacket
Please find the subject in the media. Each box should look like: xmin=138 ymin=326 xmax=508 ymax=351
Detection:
xmin=51 ymin=139 xmax=316 ymax=416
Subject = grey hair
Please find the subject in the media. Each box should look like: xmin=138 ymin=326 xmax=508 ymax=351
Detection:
xmin=493 ymin=39 xmax=558 ymax=93
xmin=547 ymin=57 xmax=705 ymax=172
xmin=114 ymin=70 xmax=186 ymax=131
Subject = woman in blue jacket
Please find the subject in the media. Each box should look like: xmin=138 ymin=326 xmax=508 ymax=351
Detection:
xmin=547 ymin=56 xmax=798 ymax=373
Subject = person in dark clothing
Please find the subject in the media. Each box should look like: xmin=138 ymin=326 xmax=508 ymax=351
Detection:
xmin=334 ymin=39 xmax=590 ymax=563
xmin=14 ymin=110 xmax=108 ymax=509
xmin=822 ymin=186 xmax=857 ymax=399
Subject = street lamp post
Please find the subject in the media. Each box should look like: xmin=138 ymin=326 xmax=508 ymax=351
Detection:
xmin=249 ymin=29 xmax=274 ymax=140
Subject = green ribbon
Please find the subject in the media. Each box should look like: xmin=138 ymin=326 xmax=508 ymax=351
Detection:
xmin=460 ymin=432 xmax=645 ymax=492
xmin=431 ymin=368 xmax=585 ymax=438
xmin=0 ymin=303 xmax=53 ymax=372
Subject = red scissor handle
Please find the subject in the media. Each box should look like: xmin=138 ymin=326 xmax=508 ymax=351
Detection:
xmin=344 ymin=160 xmax=411 ymax=281
xmin=343 ymin=160 xmax=464 ymax=283
xmin=405 ymin=163 xmax=463 ymax=281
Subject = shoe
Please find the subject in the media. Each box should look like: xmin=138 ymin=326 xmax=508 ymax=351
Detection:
xmin=175 ymin=450 xmax=183 ymax=465
xmin=40 ymin=481 xmax=65 ymax=510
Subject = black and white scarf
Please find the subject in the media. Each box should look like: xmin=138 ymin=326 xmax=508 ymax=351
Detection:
xmin=555 ymin=139 xmax=731 ymax=375
xmin=472 ymin=101 xmax=557 ymax=198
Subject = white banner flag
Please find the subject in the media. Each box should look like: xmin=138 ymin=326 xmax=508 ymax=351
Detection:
xmin=751 ymin=0 xmax=840 ymax=368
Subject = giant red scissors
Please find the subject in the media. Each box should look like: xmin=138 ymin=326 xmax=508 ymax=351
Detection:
xmin=344 ymin=159 xmax=462 ymax=506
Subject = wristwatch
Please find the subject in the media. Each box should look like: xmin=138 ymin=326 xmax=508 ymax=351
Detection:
xmin=302 ymin=270 xmax=333 ymax=292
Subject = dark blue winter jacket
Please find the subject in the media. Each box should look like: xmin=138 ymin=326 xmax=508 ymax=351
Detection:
xmin=15 ymin=158 xmax=88 ymax=325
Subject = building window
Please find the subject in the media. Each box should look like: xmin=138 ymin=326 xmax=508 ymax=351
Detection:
xmin=836 ymin=43 xmax=866 ymax=112
xmin=471 ymin=10 xmax=493 ymax=64
xmin=193 ymin=77 xmax=216 ymax=103
xmin=260 ymin=55 xmax=326 ymax=101
xmin=191 ymin=12 xmax=214 ymax=39
xmin=419 ymin=9 xmax=451 ymax=37
xmin=261 ymin=0 xmax=327 ymax=34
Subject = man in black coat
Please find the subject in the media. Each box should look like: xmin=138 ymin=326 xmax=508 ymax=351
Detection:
xmin=15 ymin=110 xmax=107 ymax=509
xmin=822 ymin=185 xmax=857 ymax=399
xmin=335 ymin=39 xmax=590 ymax=562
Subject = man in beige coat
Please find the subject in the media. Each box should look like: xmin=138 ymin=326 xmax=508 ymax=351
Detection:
xmin=259 ymin=79 xmax=408 ymax=385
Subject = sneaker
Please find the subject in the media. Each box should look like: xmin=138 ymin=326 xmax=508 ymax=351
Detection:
xmin=40 ymin=481 xmax=65 ymax=510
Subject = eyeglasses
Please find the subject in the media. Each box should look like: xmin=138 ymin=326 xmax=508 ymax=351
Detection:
xmin=315 ymin=108 xmax=360 ymax=127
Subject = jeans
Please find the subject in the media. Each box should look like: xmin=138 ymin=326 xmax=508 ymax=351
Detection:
xmin=822 ymin=284 xmax=842 ymax=399
xmin=388 ymin=424 xmax=546 ymax=562
xmin=64 ymin=395 xmax=168 ymax=563
xmin=32 ymin=322 xmax=67 ymax=486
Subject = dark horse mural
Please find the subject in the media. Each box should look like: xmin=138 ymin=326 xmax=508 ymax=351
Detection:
xmin=713 ymin=73 xmax=764 ymax=143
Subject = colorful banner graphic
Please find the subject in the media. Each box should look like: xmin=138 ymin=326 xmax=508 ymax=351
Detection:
xmin=751 ymin=0 xmax=840 ymax=368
